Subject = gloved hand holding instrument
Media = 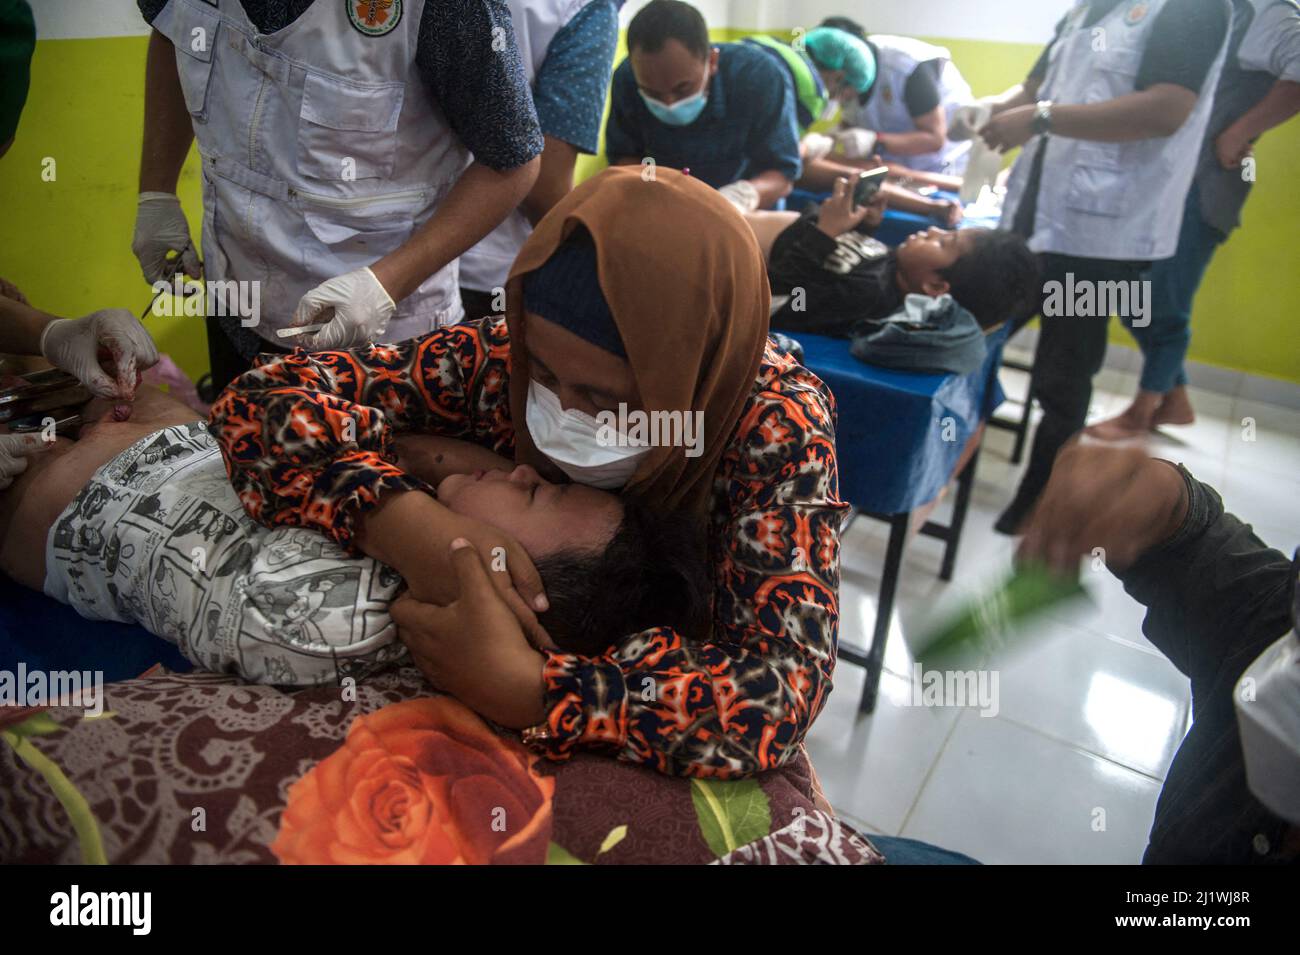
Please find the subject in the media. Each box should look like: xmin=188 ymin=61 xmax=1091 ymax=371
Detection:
xmin=280 ymin=266 xmax=397 ymax=350
xmin=40 ymin=309 xmax=161 ymax=420
xmin=0 ymin=368 xmax=88 ymax=490
xmin=0 ymin=430 xmax=50 ymax=490
xmin=132 ymin=193 xmax=203 ymax=286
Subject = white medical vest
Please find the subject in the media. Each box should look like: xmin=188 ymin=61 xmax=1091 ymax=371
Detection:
xmin=840 ymin=35 xmax=974 ymax=174
xmin=151 ymin=0 xmax=470 ymax=343
xmin=458 ymin=0 xmax=594 ymax=294
xmin=1000 ymin=0 xmax=1230 ymax=261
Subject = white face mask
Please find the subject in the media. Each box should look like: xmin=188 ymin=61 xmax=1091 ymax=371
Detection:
xmin=524 ymin=379 xmax=651 ymax=490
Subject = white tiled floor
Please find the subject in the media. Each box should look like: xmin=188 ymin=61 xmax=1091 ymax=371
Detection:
xmin=808 ymin=352 xmax=1300 ymax=863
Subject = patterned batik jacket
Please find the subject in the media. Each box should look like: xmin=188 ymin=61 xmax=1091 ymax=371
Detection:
xmin=210 ymin=316 xmax=847 ymax=778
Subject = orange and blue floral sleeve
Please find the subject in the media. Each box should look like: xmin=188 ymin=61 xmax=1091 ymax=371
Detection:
xmin=208 ymin=316 xmax=515 ymax=550
xmin=532 ymin=344 xmax=847 ymax=778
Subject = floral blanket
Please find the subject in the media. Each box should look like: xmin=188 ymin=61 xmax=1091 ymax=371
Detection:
xmin=0 ymin=668 xmax=881 ymax=865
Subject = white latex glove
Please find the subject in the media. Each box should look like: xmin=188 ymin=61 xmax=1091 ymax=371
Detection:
xmin=801 ymin=132 xmax=835 ymax=161
xmin=288 ymin=266 xmax=397 ymax=350
xmin=948 ymin=101 xmax=994 ymax=141
xmin=717 ymin=179 xmax=760 ymax=214
xmin=40 ymin=308 xmax=161 ymax=400
xmin=832 ymin=128 xmax=878 ymax=160
xmin=0 ymin=432 xmax=51 ymax=491
xmin=131 ymin=192 xmax=202 ymax=284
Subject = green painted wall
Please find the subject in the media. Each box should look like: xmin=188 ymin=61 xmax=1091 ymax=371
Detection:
xmin=3 ymin=30 xmax=1296 ymax=384
xmin=1 ymin=36 xmax=210 ymax=380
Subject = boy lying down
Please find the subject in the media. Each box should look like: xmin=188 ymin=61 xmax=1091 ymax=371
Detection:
xmin=743 ymin=177 xmax=1043 ymax=334
xmin=0 ymin=386 xmax=709 ymax=686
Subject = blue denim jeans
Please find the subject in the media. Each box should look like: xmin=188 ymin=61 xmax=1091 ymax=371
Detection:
xmin=1125 ymin=183 xmax=1228 ymax=394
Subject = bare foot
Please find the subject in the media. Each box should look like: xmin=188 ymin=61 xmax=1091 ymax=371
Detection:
xmin=1151 ymin=386 xmax=1195 ymax=427
xmin=1086 ymin=393 xmax=1159 ymax=441
xmin=1087 ymin=385 xmax=1179 ymax=441
xmin=1083 ymin=416 xmax=1149 ymax=442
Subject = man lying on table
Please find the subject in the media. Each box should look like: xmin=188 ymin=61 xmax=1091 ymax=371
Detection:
xmin=0 ymin=377 xmax=709 ymax=686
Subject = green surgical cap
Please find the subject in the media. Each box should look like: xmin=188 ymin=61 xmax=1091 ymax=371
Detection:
xmin=803 ymin=26 xmax=876 ymax=94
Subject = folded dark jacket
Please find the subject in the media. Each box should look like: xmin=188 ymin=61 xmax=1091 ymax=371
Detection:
xmin=849 ymin=294 xmax=987 ymax=376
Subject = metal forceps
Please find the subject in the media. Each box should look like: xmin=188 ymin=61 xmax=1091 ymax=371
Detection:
xmin=140 ymin=241 xmax=205 ymax=320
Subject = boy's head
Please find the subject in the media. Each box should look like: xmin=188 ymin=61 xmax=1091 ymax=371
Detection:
xmin=435 ymin=465 xmax=711 ymax=655
xmin=894 ymin=227 xmax=1041 ymax=329
xmin=533 ymin=503 xmax=712 ymax=656
xmin=627 ymin=0 xmax=718 ymax=108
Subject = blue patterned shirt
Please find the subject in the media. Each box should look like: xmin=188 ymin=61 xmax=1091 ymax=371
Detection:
xmin=604 ymin=41 xmax=802 ymax=187
xmin=531 ymin=0 xmax=620 ymax=154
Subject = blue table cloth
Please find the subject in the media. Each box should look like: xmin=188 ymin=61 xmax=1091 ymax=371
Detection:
xmin=798 ymin=324 xmax=1009 ymax=515
xmin=0 ymin=574 xmax=191 ymax=682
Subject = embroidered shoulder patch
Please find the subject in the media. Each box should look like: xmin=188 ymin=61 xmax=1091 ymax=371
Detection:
xmin=1124 ymin=1 xmax=1149 ymax=25
xmin=347 ymin=0 xmax=402 ymax=37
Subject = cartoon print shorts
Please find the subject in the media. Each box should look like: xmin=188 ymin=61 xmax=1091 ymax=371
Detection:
xmin=43 ymin=422 xmax=406 ymax=685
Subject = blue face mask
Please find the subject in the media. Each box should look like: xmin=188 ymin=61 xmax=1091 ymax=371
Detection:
xmin=639 ymin=80 xmax=709 ymax=127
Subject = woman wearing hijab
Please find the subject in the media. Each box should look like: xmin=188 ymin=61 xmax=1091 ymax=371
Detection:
xmin=210 ymin=166 xmax=846 ymax=779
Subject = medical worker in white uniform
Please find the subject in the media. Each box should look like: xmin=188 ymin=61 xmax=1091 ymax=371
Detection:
xmin=978 ymin=0 xmax=1232 ymax=534
xmin=811 ymin=18 xmax=975 ymax=175
xmin=130 ymin=0 xmax=543 ymax=390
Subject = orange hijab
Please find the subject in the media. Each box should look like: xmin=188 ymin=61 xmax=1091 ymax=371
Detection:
xmin=506 ymin=166 xmax=771 ymax=516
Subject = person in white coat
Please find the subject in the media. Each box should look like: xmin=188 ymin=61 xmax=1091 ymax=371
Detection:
xmin=1087 ymin=0 xmax=1300 ymax=439
xmin=131 ymin=0 xmax=543 ymax=391
xmin=979 ymin=0 xmax=1232 ymax=535
xmin=813 ymin=17 xmax=975 ymax=175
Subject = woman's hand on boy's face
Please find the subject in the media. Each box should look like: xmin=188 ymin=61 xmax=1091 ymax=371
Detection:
xmin=441 ymin=511 xmax=550 ymax=629
xmin=392 ymin=539 xmax=549 ymax=730
xmin=360 ymin=491 xmax=547 ymax=623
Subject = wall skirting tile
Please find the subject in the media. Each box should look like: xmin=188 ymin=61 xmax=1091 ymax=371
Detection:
xmin=1005 ymin=327 xmax=1300 ymax=412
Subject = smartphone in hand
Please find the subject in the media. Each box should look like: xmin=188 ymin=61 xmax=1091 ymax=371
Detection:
xmin=852 ymin=166 xmax=889 ymax=208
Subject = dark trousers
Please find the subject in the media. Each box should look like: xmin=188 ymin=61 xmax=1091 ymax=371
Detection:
xmin=1011 ymin=254 xmax=1150 ymax=509
xmin=1143 ymin=600 xmax=1293 ymax=865
xmin=459 ymin=286 xmax=501 ymax=325
xmin=205 ymin=315 xmax=288 ymax=397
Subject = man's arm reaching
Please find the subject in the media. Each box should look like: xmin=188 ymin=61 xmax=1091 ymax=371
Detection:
xmin=1118 ymin=468 xmax=1294 ymax=686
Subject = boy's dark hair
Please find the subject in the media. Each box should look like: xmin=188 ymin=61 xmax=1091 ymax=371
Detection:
xmin=819 ymin=15 xmax=868 ymax=42
xmin=534 ymin=501 xmax=712 ymax=657
xmin=627 ymin=0 xmax=711 ymax=60
xmin=938 ymin=229 xmax=1042 ymax=329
